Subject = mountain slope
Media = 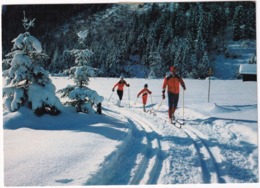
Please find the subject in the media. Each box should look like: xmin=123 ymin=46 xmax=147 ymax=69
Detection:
xmin=2 ymin=2 xmax=256 ymax=79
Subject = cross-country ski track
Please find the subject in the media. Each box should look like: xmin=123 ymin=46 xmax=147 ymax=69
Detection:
xmin=86 ymin=99 xmax=243 ymax=184
xmin=85 ymin=102 xmax=164 ymax=185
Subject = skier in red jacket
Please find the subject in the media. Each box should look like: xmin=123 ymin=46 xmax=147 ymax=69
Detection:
xmin=112 ymin=76 xmax=130 ymax=106
xmin=137 ymin=84 xmax=152 ymax=112
xmin=162 ymin=66 xmax=186 ymax=123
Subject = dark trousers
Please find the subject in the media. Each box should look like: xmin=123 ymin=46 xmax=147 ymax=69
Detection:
xmin=168 ymin=92 xmax=179 ymax=118
xmin=117 ymin=90 xmax=123 ymax=100
xmin=168 ymin=92 xmax=179 ymax=109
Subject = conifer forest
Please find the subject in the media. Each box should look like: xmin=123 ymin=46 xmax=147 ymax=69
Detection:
xmin=2 ymin=2 xmax=256 ymax=79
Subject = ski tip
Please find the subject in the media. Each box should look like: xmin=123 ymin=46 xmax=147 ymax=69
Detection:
xmin=171 ymin=121 xmax=182 ymax=129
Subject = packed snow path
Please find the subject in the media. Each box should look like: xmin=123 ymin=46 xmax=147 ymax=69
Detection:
xmin=87 ymin=98 xmax=258 ymax=185
xmin=85 ymin=102 xmax=164 ymax=185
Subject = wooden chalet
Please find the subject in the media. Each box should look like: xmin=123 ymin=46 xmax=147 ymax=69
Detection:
xmin=239 ymin=64 xmax=257 ymax=81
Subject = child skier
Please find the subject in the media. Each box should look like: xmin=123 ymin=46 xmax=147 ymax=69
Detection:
xmin=112 ymin=76 xmax=130 ymax=106
xmin=137 ymin=84 xmax=152 ymax=112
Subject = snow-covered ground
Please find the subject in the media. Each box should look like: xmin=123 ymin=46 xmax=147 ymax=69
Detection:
xmin=214 ymin=40 xmax=256 ymax=79
xmin=2 ymin=76 xmax=258 ymax=188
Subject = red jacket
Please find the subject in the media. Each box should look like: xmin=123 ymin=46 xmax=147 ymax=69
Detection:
xmin=137 ymin=88 xmax=152 ymax=97
xmin=113 ymin=80 xmax=129 ymax=91
xmin=162 ymin=74 xmax=186 ymax=94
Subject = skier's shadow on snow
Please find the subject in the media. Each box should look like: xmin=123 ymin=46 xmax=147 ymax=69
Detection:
xmin=133 ymin=103 xmax=157 ymax=109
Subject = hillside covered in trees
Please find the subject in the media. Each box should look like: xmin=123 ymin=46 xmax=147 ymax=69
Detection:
xmin=2 ymin=2 xmax=256 ymax=79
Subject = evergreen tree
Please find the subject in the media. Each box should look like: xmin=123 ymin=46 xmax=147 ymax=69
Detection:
xmin=243 ymin=3 xmax=256 ymax=39
xmin=181 ymin=37 xmax=193 ymax=77
xmin=147 ymin=51 xmax=163 ymax=78
xmin=50 ymin=48 xmax=61 ymax=73
xmin=161 ymin=22 xmax=174 ymax=47
xmin=188 ymin=53 xmax=198 ymax=78
xmin=174 ymin=46 xmax=183 ymax=69
xmin=200 ymin=51 xmax=210 ymax=78
xmin=2 ymin=11 xmax=62 ymax=116
xmin=233 ymin=5 xmax=244 ymax=41
xmin=173 ymin=3 xmax=186 ymax=36
xmin=210 ymin=3 xmax=227 ymax=36
xmin=58 ymin=30 xmax=103 ymax=113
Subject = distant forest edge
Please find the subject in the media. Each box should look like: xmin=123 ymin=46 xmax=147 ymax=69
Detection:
xmin=2 ymin=2 xmax=256 ymax=79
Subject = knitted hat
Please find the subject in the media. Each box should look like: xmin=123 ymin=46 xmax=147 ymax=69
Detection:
xmin=170 ymin=66 xmax=176 ymax=72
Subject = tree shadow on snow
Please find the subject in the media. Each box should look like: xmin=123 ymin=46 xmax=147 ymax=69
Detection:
xmin=3 ymin=107 xmax=129 ymax=141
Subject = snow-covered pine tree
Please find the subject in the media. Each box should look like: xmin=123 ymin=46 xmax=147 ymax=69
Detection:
xmin=148 ymin=69 xmax=156 ymax=79
xmin=188 ymin=53 xmax=198 ymax=78
xmin=2 ymin=11 xmax=62 ymax=116
xmin=58 ymin=30 xmax=104 ymax=114
xmin=233 ymin=5 xmax=244 ymax=41
xmin=147 ymin=51 xmax=162 ymax=78
xmin=173 ymin=46 xmax=183 ymax=71
xmin=200 ymin=51 xmax=210 ymax=78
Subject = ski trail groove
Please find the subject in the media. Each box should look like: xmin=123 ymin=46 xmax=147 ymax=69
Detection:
xmin=96 ymin=103 xmax=163 ymax=185
xmin=120 ymin=107 xmax=163 ymax=184
xmin=153 ymin=111 xmax=224 ymax=183
xmin=127 ymin=118 xmax=152 ymax=184
xmin=105 ymin=102 xmax=224 ymax=184
xmin=84 ymin=106 xmax=146 ymax=185
xmin=182 ymin=125 xmax=225 ymax=183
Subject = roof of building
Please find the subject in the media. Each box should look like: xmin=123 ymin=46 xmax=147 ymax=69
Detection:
xmin=239 ymin=64 xmax=257 ymax=75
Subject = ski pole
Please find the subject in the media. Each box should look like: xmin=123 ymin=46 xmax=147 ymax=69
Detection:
xmin=108 ymin=91 xmax=114 ymax=101
xmin=177 ymin=89 xmax=185 ymax=125
xmin=134 ymin=97 xmax=138 ymax=105
xmin=128 ymin=87 xmax=130 ymax=108
xmin=182 ymin=89 xmax=185 ymax=121
xmin=149 ymin=94 xmax=154 ymax=113
xmin=150 ymin=94 xmax=153 ymax=110
xmin=156 ymin=99 xmax=164 ymax=111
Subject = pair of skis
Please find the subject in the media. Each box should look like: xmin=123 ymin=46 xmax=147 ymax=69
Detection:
xmin=146 ymin=108 xmax=156 ymax=115
xmin=134 ymin=97 xmax=186 ymax=129
xmin=171 ymin=119 xmax=185 ymax=129
xmin=145 ymin=100 xmax=185 ymax=129
xmin=145 ymin=98 xmax=164 ymax=115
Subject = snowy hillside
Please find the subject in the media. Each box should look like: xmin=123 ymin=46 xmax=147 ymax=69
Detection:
xmin=3 ymin=76 xmax=258 ymax=187
xmin=2 ymin=2 xmax=255 ymax=79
